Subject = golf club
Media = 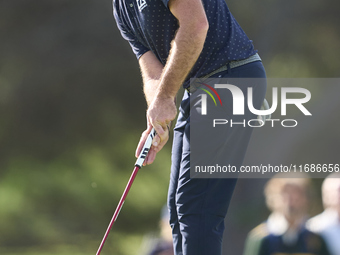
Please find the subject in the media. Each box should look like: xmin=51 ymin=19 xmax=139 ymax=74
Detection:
xmin=96 ymin=128 xmax=156 ymax=255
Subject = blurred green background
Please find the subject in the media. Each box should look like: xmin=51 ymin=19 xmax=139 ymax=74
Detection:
xmin=0 ymin=0 xmax=339 ymax=254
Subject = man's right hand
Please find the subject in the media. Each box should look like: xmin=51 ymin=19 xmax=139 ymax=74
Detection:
xmin=135 ymin=96 xmax=176 ymax=166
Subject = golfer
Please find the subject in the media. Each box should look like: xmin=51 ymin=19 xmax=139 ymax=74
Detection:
xmin=113 ymin=0 xmax=266 ymax=254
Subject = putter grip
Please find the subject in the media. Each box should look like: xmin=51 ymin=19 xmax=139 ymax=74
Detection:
xmin=135 ymin=128 xmax=156 ymax=168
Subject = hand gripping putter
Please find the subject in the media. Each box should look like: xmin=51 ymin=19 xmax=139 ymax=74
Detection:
xmin=96 ymin=128 xmax=156 ymax=255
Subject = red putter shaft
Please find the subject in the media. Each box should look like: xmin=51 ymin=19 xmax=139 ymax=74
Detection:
xmin=96 ymin=165 xmax=140 ymax=255
xmin=96 ymin=128 xmax=156 ymax=255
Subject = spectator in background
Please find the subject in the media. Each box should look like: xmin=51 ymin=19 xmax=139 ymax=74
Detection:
xmin=307 ymin=173 xmax=340 ymax=255
xmin=140 ymin=205 xmax=174 ymax=255
xmin=243 ymin=173 xmax=330 ymax=255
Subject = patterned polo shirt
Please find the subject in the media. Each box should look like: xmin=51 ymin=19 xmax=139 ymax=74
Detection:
xmin=113 ymin=0 xmax=257 ymax=88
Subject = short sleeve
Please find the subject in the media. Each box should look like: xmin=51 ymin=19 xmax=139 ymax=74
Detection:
xmin=113 ymin=7 xmax=150 ymax=59
xmin=160 ymin=0 xmax=170 ymax=9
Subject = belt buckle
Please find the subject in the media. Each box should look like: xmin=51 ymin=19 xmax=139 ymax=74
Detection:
xmin=186 ymin=80 xmax=203 ymax=94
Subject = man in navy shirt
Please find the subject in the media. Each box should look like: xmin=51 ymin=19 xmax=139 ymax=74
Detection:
xmin=243 ymin=174 xmax=330 ymax=255
xmin=113 ymin=0 xmax=266 ymax=254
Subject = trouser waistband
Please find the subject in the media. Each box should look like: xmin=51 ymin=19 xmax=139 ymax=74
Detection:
xmin=186 ymin=53 xmax=261 ymax=93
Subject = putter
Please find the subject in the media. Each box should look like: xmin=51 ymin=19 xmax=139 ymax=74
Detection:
xmin=96 ymin=128 xmax=156 ymax=255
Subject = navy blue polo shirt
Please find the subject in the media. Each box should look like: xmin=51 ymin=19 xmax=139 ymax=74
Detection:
xmin=113 ymin=0 xmax=257 ymax=88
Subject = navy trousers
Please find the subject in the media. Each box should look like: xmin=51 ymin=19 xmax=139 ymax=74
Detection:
xmin=167 ymin=61 xmax=267 ymax=255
